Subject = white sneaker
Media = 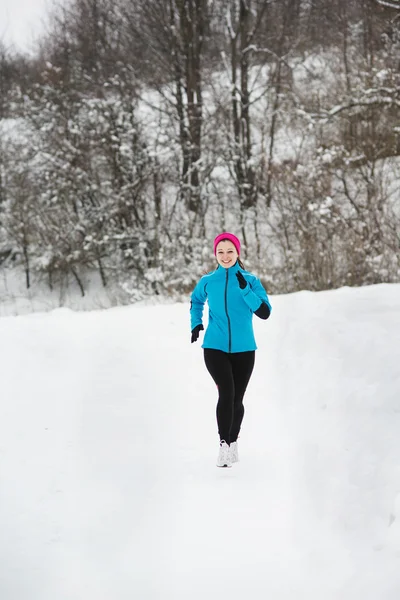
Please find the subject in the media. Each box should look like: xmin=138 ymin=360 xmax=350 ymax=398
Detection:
xmin=230 ymin=441 xmax=239 ymax=463
xmin=216 ymin=441 xmax=232 ymax=468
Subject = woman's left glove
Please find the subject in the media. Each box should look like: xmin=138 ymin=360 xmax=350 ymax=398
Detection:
xmin=236 ymin=271 xmax=248 ymax=289
xmin=191 ymin=324 xmax=204 ymax=343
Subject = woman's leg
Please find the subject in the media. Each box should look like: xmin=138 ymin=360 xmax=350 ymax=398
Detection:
xmin=203 ymin=349 xmax=234 ymax=444
xmin=230 ymin=351 xmax=255 ymax=443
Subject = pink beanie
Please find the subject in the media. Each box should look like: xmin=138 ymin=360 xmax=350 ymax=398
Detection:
xmin=213 ymin=232 xmax=241 ymax=255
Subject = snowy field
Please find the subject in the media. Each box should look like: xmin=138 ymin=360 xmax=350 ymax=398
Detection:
xmin=0 ymin=283 xmax=400 ymax=600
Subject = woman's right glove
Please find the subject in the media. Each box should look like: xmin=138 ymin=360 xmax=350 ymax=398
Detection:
xmin=191 ymin=324 xmax=204 ymax=343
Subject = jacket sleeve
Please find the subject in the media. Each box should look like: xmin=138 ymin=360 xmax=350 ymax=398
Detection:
xmin=240 ymin=276 xmax=272 ymax=316
xmin=190 ymin=278 xmax=207 ymax=330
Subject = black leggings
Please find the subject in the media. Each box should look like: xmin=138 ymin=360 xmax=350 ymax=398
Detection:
xmin=204 ymin=349 xmax=255 ymax=445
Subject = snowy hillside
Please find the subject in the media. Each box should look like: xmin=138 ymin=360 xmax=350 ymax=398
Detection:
xmin=1 ymin=283 xmax=400 ymax=600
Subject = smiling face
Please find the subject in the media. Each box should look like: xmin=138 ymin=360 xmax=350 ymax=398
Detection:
xmin=216 ymin=240 xmax=238 ymax=269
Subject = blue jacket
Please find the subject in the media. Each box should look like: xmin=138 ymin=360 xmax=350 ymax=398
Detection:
xmin=190 ymin=263 xmax=271 ymax=353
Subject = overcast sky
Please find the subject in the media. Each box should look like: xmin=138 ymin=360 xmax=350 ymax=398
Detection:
xmin=0 ymin=0 xmax=52 ymax=53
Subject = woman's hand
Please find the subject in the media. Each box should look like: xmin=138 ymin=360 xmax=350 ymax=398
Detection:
xmin=236 ymin=271 xmax=248 ymax=289
xmin=191 ymin=324 xmax=204 ymax=343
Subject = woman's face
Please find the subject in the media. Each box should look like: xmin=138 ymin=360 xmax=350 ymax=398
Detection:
xmin=216 ymin=240 xmax=238 ymax=269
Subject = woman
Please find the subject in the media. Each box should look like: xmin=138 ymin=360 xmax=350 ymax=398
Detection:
xmin=190 ymin=232 xmax=272 ymax=467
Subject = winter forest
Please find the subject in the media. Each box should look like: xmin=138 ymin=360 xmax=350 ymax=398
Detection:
xmin=1 ymin=0 xmax=400 ymax=302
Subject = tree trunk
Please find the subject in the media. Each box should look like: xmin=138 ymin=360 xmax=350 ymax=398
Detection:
xmin=22 ymin=236 xmax=30 ymax=289
xmin=71 ymin=267 xmax=85 ymax=297
xmin=171 ymin=0 xmax=205 ymax=213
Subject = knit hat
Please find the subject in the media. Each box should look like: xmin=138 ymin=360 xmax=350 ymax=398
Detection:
xmin=213 ymin=232 xmax=241 ymax=256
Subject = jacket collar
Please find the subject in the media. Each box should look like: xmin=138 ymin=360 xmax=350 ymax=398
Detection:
xmin=214 ymin=262 xmax=243 ymax=277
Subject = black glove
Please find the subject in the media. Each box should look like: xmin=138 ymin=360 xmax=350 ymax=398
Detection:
xmin=191 ymin=324 xmax=204 ymax=343
xmin=236 ymin=271 xmax=248 ymax=290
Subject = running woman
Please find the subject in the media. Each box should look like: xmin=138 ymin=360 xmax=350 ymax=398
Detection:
xmin=190 ymin=232 xmax=272 ymax=467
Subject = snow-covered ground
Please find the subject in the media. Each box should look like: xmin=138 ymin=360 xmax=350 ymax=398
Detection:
xmin=1 ymin=283 xmax=400 ymax=600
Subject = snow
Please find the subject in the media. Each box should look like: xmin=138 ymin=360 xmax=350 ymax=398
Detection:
xmin=1 ymin=283 xmax=400 ymax=599
xmin=376 ymin=0 xmax=400 ymax=8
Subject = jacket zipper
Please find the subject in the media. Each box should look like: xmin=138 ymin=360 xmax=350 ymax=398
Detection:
xmin=224 ymin=269 xmax=232 ymax=352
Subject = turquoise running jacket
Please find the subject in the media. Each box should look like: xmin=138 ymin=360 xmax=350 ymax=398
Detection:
xmin=190 ymin=263 xmax=271 ymax=353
